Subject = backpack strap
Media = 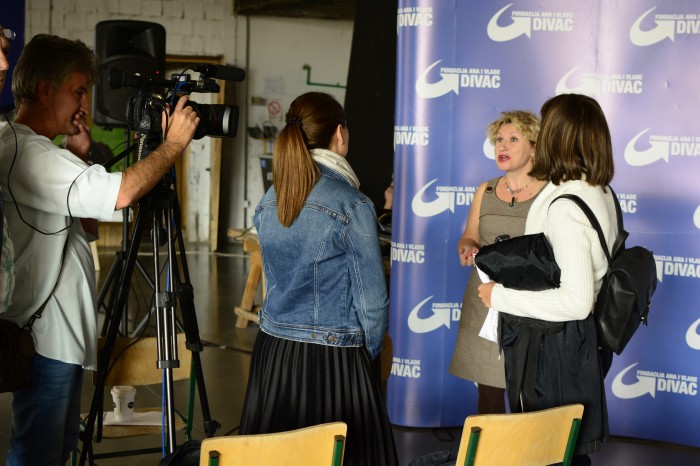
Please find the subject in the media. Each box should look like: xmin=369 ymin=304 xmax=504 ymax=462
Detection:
xmin=550 ymin=188 xmax=628 ymax=263
xmin=606 ymin=187 xmax=628 ymax=256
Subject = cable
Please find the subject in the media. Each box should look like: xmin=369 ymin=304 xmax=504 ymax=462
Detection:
xmin=3 ymin=111 xmax=95 ymax=236
xmin=221 ymin=425 xmax=240 ymax=436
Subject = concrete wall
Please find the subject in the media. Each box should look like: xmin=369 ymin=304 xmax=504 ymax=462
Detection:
xmin=22 ymin=0 xmax=353 ymax=245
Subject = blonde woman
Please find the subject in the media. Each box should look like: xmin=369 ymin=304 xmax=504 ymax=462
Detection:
xmin=450 ymin=111 xmax=544 ymax=414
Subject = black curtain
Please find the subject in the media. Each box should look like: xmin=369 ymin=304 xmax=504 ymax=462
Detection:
xmin=344 ymin=0 xmax=397 ymax=212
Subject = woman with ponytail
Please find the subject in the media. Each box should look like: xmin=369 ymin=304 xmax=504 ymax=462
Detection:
xmin=239 ymin=92 xmax=398 ymax=466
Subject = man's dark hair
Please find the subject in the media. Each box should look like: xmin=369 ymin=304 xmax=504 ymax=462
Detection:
xmin=12 ymin=34 xmax=97 ymax=105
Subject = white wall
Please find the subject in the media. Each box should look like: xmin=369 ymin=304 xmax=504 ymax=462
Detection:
xmin=241 ymin=15 xmax=353 ymax=227
xmin=22 ymin=0 xmax=354 ymax=244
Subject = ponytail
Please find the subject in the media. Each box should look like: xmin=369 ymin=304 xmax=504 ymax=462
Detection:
xmin=272 ymin=92 xmax=346 ymax=226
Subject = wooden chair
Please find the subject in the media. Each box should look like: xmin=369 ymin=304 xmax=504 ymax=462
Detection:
xmin=456 ymin=403 xmax=584 ymax=466
xmin=77 ymin=334 xmax=195 ymax=461
xmin=199 ymin=422 xmax=347 ymax=466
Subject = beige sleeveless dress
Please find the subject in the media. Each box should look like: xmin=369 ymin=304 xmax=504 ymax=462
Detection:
xmin=449 ymin=177 xmax=544 ymax=388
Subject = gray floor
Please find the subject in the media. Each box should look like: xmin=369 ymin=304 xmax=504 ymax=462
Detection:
xmin=1 ymin=240 xmax=699 ymax=465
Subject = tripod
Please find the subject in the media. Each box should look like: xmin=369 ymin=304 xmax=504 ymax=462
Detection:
xmin=79 ymin=148 xmax=219 ymax=465
xmin=97 ymin=132 xmax=154 ymax=337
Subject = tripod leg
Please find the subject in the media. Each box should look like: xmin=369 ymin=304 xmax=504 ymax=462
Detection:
xmin=96 ymin=250 xmax=121 ymax=309
xmin=78 ymin=203 xmax=149 ymax=466
xmin=97 ymin=204 xmax=133 ymax=336
xmin=169 ymin=191 xmax=220 ymax=438
xmin=127 ymin=257 xmax=159 ymax=337
xmin=152 ymin=207 xmax=179 ymax=453
xmin=97 ymin=250 xmax=123 ymax=336
xmin=97 ymin=218 xmax=158 ymax=338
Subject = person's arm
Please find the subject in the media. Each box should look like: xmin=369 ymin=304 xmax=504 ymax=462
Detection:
xmin=383 ymin=181 xmax=393 ymax=210
xmin=115 ymin=96 xmax=199 ymax=209
xmin=484 ymin=201 xmax=598 ymax=321
xmin=457 ymin=181 xmax=486 ymax=266
xmin=346 ymin=200 xmax=389 ymax=360
xmin=64 ymin=113 xmax=99 ymax=240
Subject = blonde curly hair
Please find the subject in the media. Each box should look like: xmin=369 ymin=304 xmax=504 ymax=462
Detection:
xmin=486 ymin=110 xmax=540 ymax=146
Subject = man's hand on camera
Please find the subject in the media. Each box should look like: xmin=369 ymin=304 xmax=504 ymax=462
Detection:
xmin=163 ymin=95 xmax=199 ymax=153
xmin=114 ymin=96 xmax=200 ymax=210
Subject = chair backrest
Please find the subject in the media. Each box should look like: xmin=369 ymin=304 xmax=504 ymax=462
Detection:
xmin=456 ymin=403 xmax=584 ymax=466
xmin=97 ymin=334 xmax=192 ymax=386
xmin=199 ymin=422 xmax=347 ymax=466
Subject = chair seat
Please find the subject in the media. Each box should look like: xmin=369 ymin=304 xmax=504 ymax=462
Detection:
xmin=81 ymin=407 xmax=186 ymax=439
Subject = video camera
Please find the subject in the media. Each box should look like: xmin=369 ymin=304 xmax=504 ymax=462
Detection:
xmin=109 ymin=64 xmax=245 ymax=140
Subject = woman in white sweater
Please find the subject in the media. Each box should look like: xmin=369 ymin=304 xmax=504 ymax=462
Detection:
xmin=478 ymin=93 xmax=617 ymax=466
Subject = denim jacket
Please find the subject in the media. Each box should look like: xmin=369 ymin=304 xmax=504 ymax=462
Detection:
xmin=253 ymin=164 xmax=389 ymax=359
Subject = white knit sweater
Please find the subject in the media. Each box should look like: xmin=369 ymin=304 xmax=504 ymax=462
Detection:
xmin=490 ymin=180 xmax=618 ymax=322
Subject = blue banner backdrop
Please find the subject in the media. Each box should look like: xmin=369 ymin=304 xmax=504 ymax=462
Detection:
xmin=0 ymin=0 xmax=25 ymax=111
xmin=387 ymin=0 xmax=700 ymax=447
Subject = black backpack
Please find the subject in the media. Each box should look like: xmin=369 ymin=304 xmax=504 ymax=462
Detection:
xmin=557 ymin=189 xmax=657 ymax=355
xmin=159 ymin=440 xmax=201 ymax=466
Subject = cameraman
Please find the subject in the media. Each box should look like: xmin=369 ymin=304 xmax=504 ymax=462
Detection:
xmin=0 ymin=34 xmax=199 ymax=466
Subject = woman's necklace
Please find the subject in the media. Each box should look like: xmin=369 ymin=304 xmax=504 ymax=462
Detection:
xmin=504 ymin=178 xmax=532 ymax=194
xmin=504 ymin=178 xmax=533 ymax=207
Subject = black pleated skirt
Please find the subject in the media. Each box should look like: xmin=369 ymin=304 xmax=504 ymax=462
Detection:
xmin=239 ymin=331 xmax=399 ymax=466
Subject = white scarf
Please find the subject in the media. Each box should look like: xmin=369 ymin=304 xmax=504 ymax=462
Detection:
xmin=310 ymin=149 xmax=360 ymax=189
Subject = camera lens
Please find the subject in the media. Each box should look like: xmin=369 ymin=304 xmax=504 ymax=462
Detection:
xmin=186 ymin=102 xmax=239 ymax=140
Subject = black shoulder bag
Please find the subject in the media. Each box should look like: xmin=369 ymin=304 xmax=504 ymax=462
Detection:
xmin=0 ymin=311 xmax=41 ymax=392
xmin=0 ymin=240 xmax=67 ymax=392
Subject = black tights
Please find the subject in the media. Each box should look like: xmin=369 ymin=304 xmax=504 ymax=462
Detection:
xmin=477 ymin=384 xmax=506 ymax=414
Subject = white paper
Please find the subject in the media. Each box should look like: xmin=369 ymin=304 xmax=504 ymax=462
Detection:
xmin=103 ymin=410 xmax=162 ymax=426
xmin=476 ymin=266 xmax=491 ymax=284
xmin=476 ymin=265 xmax=499 ymax=343
xmin=478 ymin=308 xmax=499 ymax=343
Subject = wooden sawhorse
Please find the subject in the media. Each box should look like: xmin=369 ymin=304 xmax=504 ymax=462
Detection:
xmin=230 ymin=231 xmax=265 ymax=328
